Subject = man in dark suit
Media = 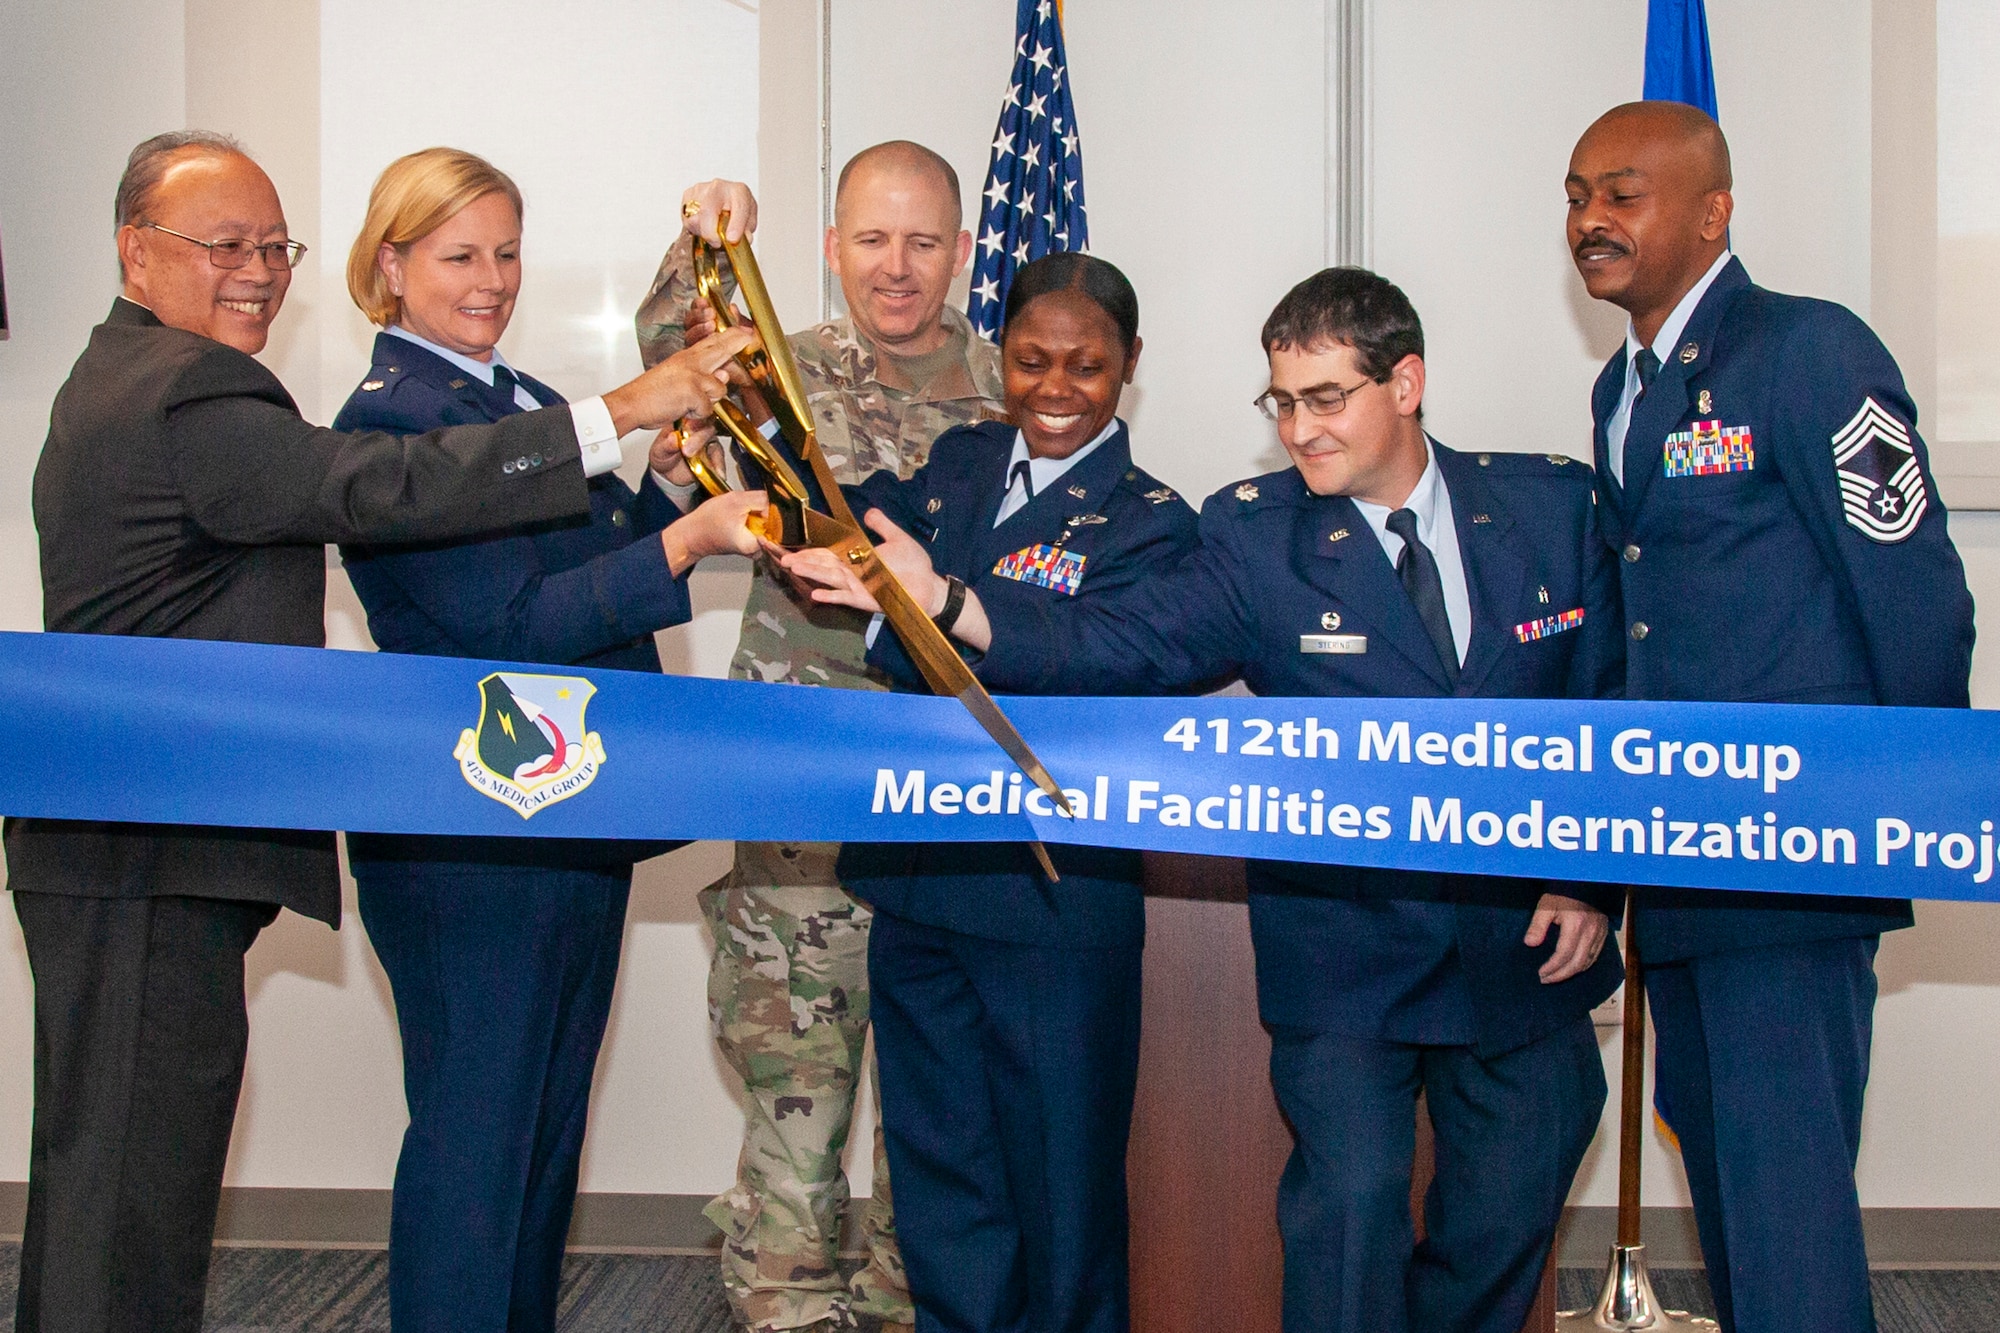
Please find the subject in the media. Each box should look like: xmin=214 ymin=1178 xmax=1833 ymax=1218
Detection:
xmin=1566 ymin=102 xmax=1974 ymax=1332
xmin=963 ymin=267 xmax=1625 ymax=1333
xmin=4 ymin=129 xmax=751 ymax=1333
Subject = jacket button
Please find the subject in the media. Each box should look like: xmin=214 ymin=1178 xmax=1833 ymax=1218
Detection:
xmin=1630 ymin=621 xmax=1649 ymax=641
xmin=502 ymin=461 xmax=516 ymax=474
xmin=1623 ymin=543 xmax=1641 ymax=563
xmin=611 ymin=510 xmax=628 ymax=527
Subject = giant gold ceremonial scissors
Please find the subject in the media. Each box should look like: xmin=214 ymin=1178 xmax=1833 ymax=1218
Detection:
xmin=683 ymin=209 xmax=1073 ymax=879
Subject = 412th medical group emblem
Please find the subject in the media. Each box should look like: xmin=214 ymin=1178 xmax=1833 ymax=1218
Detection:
xmin=454 ymin=672 xmax=605 ymax=818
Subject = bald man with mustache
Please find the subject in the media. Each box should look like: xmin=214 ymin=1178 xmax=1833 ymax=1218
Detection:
xmin=1566 ymin=102 xmax=1973 ymax=1331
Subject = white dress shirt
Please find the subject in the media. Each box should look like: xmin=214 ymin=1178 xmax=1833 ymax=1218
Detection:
xmin=1604 ymin=249 xmax=1732 ymax=486
xmin=1350 ymin=437 xmax=1472 ymax=666
xmin=384 ymin=324 xmax=625 ymax=479
xmin=992 ymin=419 xmax=1120 ymax=527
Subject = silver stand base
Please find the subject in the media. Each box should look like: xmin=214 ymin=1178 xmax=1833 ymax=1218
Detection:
xmin=1557 ymin=1243 xmax=1720 ymax=1331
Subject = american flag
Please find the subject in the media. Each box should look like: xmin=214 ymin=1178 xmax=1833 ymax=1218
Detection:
xmin=968 ymin=0 xmax=1089 ymax=342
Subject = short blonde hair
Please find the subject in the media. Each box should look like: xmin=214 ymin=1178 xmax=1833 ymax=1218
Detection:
xmin=346 ymin=147 xmax=523 ymax=327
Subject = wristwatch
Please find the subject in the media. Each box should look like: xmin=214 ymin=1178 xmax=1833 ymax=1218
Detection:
xmin=932 ymin=575 xmax=968 ymax=634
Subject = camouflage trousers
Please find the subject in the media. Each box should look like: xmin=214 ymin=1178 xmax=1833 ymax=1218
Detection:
xmin=701 ymin=841 xmax=909 ymax=1331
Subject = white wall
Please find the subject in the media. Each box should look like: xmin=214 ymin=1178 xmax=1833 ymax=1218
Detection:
xmin=3 ymin=0 xmax=2000 ymax=1214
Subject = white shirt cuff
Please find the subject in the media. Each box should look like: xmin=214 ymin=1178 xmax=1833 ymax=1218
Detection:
xmin=865 ymin=613 xmax=885 ymax=648
xmin=652 ymin=469 xmax=704 ymax=508
xmin=570 ymin=397 xmax=623 ymax=477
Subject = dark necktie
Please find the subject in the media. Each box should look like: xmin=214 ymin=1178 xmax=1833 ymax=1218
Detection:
xmin=1621 ymin=347 xmax=1661 ymax=484
xmin=1385 ymin=508 xmax=1460 ymax=686
xmin=1010 ymin=457 xmax=1035 ymax=503
xmin=491 ymin=365 xmax=521 ymax=409
xmin=1633 ymin=347 xmax=1660 ymax=398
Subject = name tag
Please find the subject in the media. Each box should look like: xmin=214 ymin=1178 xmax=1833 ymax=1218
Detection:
xmin=1300 ymin=634 xmax=1367 ymax=654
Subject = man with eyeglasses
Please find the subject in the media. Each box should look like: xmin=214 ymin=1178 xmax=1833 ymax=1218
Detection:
xmin=6 ymin=129 xmax=755 ymax=1333
xmin=954 ymin=266 xmax=1626 ymax=1333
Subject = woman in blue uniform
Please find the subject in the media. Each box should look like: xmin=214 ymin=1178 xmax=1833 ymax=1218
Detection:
xmin=333 ymin=147 xmax=764 ymax=1333
xmin=784 ymin=253 xmax=1198 ymax=1333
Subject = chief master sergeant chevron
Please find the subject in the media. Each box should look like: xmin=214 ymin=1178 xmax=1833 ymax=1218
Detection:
xmin=1566 ymin=101 xmax=1974 ymax=1333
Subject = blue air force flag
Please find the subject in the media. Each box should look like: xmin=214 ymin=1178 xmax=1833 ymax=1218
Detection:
xmin=968 ymin=0 xmax=1090 ymax=342
xmin=1643 ymin=0 xmax=1719 ymax=118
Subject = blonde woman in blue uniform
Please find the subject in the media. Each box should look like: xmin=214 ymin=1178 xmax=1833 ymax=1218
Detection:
xmin=785 ymin=253 xmax=1197 ymax=1333
xmin=332 ymin=147 xmax=764 ymax=1333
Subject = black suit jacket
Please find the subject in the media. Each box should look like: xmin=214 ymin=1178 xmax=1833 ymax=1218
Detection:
xmin=4 ymin=299 xmax=594 ymax=923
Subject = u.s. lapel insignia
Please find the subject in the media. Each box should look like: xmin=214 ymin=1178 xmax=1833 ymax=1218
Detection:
xmin=1067 ymin=483 xmax=1088 ymax=499
xmin=1321 ymin=610 xmax=1342 ymax=630
xmin=1679 ymin=342 xmax=1699 ymax=364
xmin=1235 ymin=482 xmax=1260 ymax=502
xmin=1143 ymin=486 xmax=1178 ymax=505
xmin=926 ymin=497 xmax=942 ymax=514
xmin=1696 ymin=389 xmax=1713 ymax=414
xmin=449 ymin=378 xmax=469 ymax=389
xmin=1327 ymin=528 xmax=1350 ymax=543
xmin=1066 ymin=513 xmax=1108 ymax=526
xmin=1472 ymin=513 xmax=1492 ymax=524
xmin=361 ymin=380 xmax=384 ymax=392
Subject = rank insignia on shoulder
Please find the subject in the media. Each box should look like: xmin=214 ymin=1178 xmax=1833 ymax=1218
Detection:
xmin=1663 ymin=419 xmax=1754 ymax=477
xmin=1546 ymin=454 xmax=1570 ymax=466
xmin=1066 ymin=513 xmax=1108 ymax=526
xmin=361 ymin=380 xmax=385 ymax=392
xmin=1235 ymin=482 xmax=1260 ymax=502
xmin=1514 ymin=607 xmax=1584 ymax=643
xmin=993 ymin=543 xmax=1087 ymax=595
xmin=926 ymin=497 xmax=943 ymax=514
xmin=1832 ymin=396 xmax=1927 ymax=543
xmin=1143 ymin=486 xmax=1178 ymax=504
xmin=1697 ymin=389 xmax=1713 ymax=414
xmin=1067 ymin=483 xmax=1087 ymax=499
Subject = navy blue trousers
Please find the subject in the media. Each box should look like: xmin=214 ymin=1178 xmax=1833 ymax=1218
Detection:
xmin=1646 ymin=935 xmax=1881 ymax=1333
xmin=354 ymin=858 xmax=631 ymax=1333
xmin=1268 ymin=1020 xmax=1605 ymax=1333
xmin=867 ymin=912 xmax=1143 ymax=1333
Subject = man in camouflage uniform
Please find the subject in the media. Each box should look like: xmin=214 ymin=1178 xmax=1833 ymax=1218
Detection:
xmin=635 ymin=142 xmax=1003 ymax=1333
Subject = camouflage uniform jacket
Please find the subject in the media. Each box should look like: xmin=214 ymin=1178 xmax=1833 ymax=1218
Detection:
xmin=636 ymin=235 xmax=1005 ymax=690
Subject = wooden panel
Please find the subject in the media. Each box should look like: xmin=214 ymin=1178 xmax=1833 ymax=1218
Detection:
xmin=1127 ymin=853 xmax=1288 ymax=1333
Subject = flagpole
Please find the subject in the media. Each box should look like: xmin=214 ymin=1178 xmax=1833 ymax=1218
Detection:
xmin=1557 ymin=902 xmax=1717 ymax=1330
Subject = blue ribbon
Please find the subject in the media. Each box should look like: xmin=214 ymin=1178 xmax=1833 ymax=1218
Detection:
xmin=2 ymin=631 xmax=1995 ymax=902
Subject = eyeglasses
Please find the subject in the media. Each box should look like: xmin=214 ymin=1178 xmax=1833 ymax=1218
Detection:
xmin=1253 ymin=377 xmax=1379 ymax=422
xmin=142 ymin=224 xmax=308 ymax=271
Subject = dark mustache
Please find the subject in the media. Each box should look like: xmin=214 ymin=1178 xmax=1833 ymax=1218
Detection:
xmin=1574 ymin=231 xmax=1629 ymax=258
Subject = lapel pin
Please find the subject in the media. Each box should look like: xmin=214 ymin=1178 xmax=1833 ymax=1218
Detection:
xmin=1321 ymin=610 xmax=1342 ymax=630
xmin=1538 ymin=585 xmax=1550 ymax=603
xmin=1327 ymin=528 xmax=1350 ymax=543
xmin=1067 ymin=483 xmax=1088 ymax=499
xmin=927 ymin=497 xmax=942 ymax=514
xmin=1472 ymin=513 xmax=1492 ymax=524
xmin=1679 ymin=342 xmax=1699 ymax=364
xmin=1697 ymin=389 xmax=1713 ymax=414
xmin=449 ymin=378 xmax=469 ymax=390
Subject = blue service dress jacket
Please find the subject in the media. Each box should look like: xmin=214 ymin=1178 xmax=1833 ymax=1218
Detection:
xmin=978 ymin=443 xmax=1626 ymax=1057
xmin=333 ymin=331 xmax=694 ymax=865
xmin=836 ymin=419 xmax=1201 ymax=950
xmin=1591 ymin=257 xmax=1975 ymax=963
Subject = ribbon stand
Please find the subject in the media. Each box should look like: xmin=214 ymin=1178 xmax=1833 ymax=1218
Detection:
xmin=1558 ymin=903 xmax=1717 ymax=1330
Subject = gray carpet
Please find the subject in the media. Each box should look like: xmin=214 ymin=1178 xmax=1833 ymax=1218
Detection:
xmin=0 ymin=1245 xmax=1995 ymax=1330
